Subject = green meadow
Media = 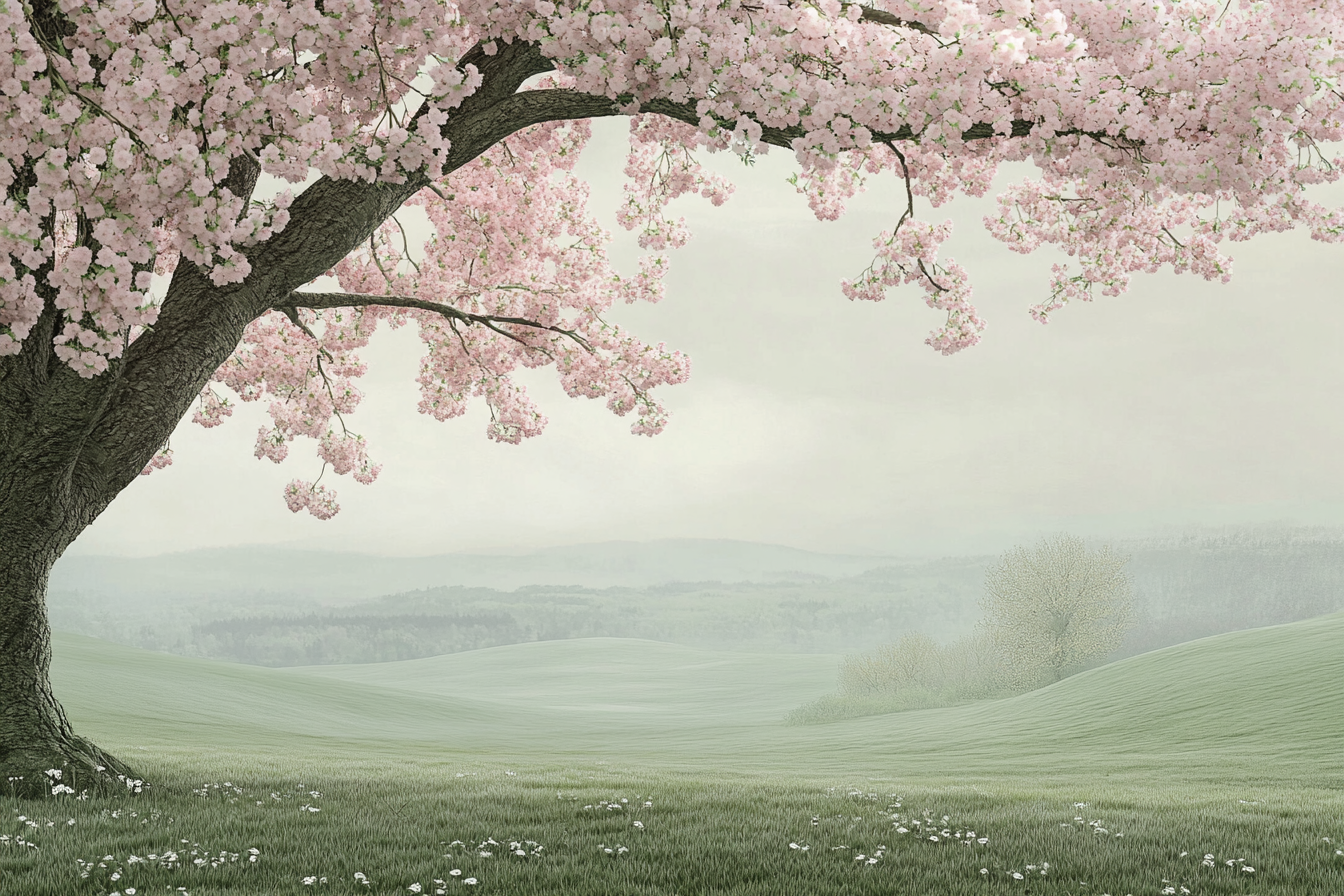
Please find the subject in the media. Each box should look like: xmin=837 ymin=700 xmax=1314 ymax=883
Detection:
xmin=3 ymin=611 xmax=1341 ymax=895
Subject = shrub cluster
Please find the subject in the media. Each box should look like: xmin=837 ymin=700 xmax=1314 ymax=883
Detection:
xmin=786 ymin=632 xmax=1011 ymax=724
xmin=789 ymin=535 xmax=1138 ymax=725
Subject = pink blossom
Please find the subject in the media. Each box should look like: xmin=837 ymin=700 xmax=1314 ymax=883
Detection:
xmin=7 ymin=0 xmax=1339 ymax=513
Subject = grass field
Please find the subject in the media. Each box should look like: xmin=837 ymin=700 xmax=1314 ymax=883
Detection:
xmin=2 ymin=612 xmax=1340 ymax=895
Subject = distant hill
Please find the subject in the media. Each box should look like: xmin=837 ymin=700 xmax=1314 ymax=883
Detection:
xmin=49 ymin=554 xmax=992 ymax=665
xmin=47 ymin=528 xmax=1344 ymax=668
xmin=51 ymin=538 xmax=903 ymax=605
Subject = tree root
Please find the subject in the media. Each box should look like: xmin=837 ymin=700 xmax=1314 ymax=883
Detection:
xmin=0 ymin=737 xmax=146 ymax=801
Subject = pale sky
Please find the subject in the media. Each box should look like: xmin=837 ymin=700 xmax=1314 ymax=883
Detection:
xmin=67 ymin=119 xmax=1344 ymax=559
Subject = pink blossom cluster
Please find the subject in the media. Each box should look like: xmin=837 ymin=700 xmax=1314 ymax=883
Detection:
xmin=506 ymin=0 xmax=1343 ymax=334
xmin=789 ymin=150 xmax=870 ymax=222
xmin=138 ymin=444 xmax=173 ymax=475
xmin=1 ymin=0 xmax=472 ymax=373
xmin=617 ymin=114 xmax=734 ymax=250
xmin=843 ymin=216 xmax=983 ymax=354
xmin=207 ymin=110 xmax=689 ymax=514
xmin=393 ymin=109 xmax=690 ymax=441
xmin=4 ymin=0 xmax=1341 ymax=512
xmin=190 ymin=387 xmax=234 ymax=428
xmin=212 ymin=302 xmax=384 ymax=513
xmin=284 ymin=478 xmax=340 ymax=519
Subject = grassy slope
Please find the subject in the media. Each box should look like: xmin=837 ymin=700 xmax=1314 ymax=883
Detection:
xmin=24 ymin=615 xmax=1344 ymax=896
xmin=51 ymin=611 xmax=1344 ymax=783
xmin=280 ymin=638 xmax=842 ymax=723
xmin=816 ymin=608 xmax=1344 ymax=778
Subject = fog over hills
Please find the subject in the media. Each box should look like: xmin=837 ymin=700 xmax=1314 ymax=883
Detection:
xmin=46 ymin=539 xmax=984 ymax=662
xmin=51 ymin=538 xmax=902 ymax=605
xmin=47 ymin=527 xmax=1344 ymax=668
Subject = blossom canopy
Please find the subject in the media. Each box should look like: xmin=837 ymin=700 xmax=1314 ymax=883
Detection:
xmin=2 ymin=0 xmax=1341 ymax=514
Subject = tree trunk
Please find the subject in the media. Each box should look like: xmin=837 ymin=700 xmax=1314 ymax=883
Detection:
xmin=0 ymin=480 xmax=141 ymax=800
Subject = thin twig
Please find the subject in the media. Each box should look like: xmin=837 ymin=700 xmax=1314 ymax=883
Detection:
xmin=390 ymin=213 xmax=421 ymax=273
xmin=279 ymin=306 xmax=335 ymax=361
xmin=369 ymin=22 xmax=402 ymax=129
xmin=884 ymin=138 xmax=916 ymax=230
xmin=369 ymin=232 xmax=398 ymax=291
xmin=916 ymin=257 xmax=948 ymax=293
xmin=314 ymin=353 xmax=352 ymax=435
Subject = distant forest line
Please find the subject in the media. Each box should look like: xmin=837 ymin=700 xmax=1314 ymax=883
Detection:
xmin=49 ymin=530 xmax=1344 ymax=667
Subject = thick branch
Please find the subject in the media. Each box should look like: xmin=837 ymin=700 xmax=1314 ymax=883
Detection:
xmin=223 ymin=152 xmax=262 ymax=211
xmin=84 ymin=265 xmax=261 ymax=504
xmin=640 ymin=97 xmax=1035 ymax=146
xmin=851 ymin=4 xmax=938 ymax=35
xmin=453 ymin=89 xmax=1035 ymax=154
xmin=283 ymin=290 xmax=594 ymax=351
xmin=442 ymin=89 xmax=621 ymax=170
xmin=0 ymin=161 xmax=121 ymax=530
xmin=239 ymin=40 xmax=561 ymax=302
xmin=82 ymin=40 xmax=558 ymax=491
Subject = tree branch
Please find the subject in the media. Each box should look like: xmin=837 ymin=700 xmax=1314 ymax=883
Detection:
xmin=440 ymin=88 xmax=622 ymax=170
xmin=75 ymin=41 xmax=562 ymax=495
xmin=236 ymin=39 xmax=564 ymax=306
xmin=849 ymin=4 xmax=938 ymax=36
xmin=638 ymin=97 xmax=1036 ymax=147
xmin=283 ymin=290 xmax=594 ymax=352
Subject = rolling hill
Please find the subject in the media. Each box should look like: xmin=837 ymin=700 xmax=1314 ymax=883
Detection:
xmin=50 ymin=610 xmax=1344 ymax=782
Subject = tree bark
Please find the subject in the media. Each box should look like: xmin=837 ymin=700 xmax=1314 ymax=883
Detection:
xmin=0 ymin=475 xmax=141 ymax=799
xmin=0 ymin=255 xmax=292 ymax=799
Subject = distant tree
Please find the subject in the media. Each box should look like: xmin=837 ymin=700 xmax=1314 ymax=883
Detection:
xmin=980 ymin=535 xmax=1133 ymax=689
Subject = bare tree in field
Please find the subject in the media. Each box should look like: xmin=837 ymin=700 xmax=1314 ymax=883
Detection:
xmin=980 ymin=535 xmax=1134 ymax=690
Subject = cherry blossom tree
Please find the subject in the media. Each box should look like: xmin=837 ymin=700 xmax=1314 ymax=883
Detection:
xmin=2 ymin=0 xmax=1341 ymax=797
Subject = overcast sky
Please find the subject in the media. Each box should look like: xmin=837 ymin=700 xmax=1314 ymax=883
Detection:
xmin=66 ymin=119 xmax=1344 ymax=559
